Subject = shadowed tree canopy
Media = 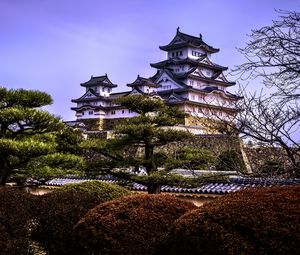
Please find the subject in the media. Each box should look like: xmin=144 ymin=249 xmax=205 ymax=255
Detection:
xmin=0 ymin=87 xmax=84 ymax=184
xmin=81 ymin=95 xmax=192 ymax=193
xmin=114 ymin=95 xmax=191 ymax=173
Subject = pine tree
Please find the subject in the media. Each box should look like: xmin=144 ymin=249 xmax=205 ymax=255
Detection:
xmin=0 ymin=87 xmax=84 ymax=185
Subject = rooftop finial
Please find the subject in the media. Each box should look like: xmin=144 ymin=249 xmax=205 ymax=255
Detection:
xmin=177 ymin=27 xmax=180 ymax=33
xmin=199 ymin=33 xmax=202 ymax=40
xmin=105 ymin=73 xmax=107 ymax=76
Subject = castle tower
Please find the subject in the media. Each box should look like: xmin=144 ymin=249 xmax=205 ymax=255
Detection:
xmin=70 ymin=29 xmax=240 ymax=135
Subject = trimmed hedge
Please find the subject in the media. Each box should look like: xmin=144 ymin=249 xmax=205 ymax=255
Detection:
xmin=33 ymin=181 xmax=131 ymax=255
xmin=59 ymin=180 xmax=131 ymax=200
xmin=160 ymin=186 xmax=300 ymax=255
xmin=0 ymin=187 xmax=38 ymax=255
xmin=75 ymin=194 xmax=196 ymax=255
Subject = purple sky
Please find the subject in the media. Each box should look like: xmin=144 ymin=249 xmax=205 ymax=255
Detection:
xmin=0 ymin=0 xmax=299 ymax=121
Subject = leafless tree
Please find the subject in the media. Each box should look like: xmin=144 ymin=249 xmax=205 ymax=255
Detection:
xmin=233 ymin=10 xmax=300 ymax=101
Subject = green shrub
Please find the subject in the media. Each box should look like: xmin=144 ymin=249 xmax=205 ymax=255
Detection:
xmin=160 ymin=186 xmax=300 ymax=255
xmin=216 ymin=150 xmax=245 ymax=172
xmin=0 ymin=187 xmax=39 ymax=255
xmin=75 ymin=194 xmax=196 ymax=255
xmin=167 ymin=148 xmax=216 ymax=170
xmin=33 ymin=182 xmax=130 ymax=255
xmin=59 ymin=180 xmax=131 ymax=200
xmin=259 ymin=159 xmax=286 ymax=176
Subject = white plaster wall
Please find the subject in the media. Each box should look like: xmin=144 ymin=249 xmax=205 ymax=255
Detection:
xmin=188 ymin=48 xmax=205 ymax=59
xmin=167 ymin=49 xmax=188 ymax=59
xmin=76 ymin=109 xmax=103 ymax=119
xmin=105 ymin=109 xmax=139 ymax=119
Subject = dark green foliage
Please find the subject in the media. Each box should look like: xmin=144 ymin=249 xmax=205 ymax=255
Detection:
xmin=26 ymin=152 xmax=85 ymax=179
xmin=0 ymin=187 xmax=39 ymax=255
xmin=259 ymin=160 xmax=286 ymax=176
xmin=0 ymin=87 xmax=85 ymax=184
xmin=160 ymin=186 xmax=300 ymax=255
xmin=33 ymin=182 xmax=130 ymax=255
xmin=55 ymin=126 xmax=84 ymax=154
xmin=75 ymin=194 xmax=196 ymax=255
xmin=166 ymin=148 xmax=216 ymax=170
xmin=216 ymin=150 xmax=245 ymax=172
xmin=114 ymin=95 xmax=192 ymax=193
xmin=59 ymin=180 xmax=131 ymax=200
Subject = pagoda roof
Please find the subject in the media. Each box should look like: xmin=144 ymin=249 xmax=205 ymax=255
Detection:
xmin=175 ymin=72 xmax=236 ymax=87
xmin=151 ymin=56 xmax=205 ymax=68
xmin=127 ymin=75 xmax=160 ymax=88
xmin=157 ymin=86 xmax=240 ymax=100
xmin=150 ymin=68 xmax=190 ymax=88
xmin=159 ymin=28 xmax=219 ymax=53
xmin=109 ymin=91 xmax=132 ymax=99
xmin=80 ymin=74 xmax=117 ymax=88
xmin=71 ymin=89 xmax=112 ymax=103
xmin=151 ymin=56 xmax=227 ymax=71
xmin=71 ymin=104 xmax=104 ymax=111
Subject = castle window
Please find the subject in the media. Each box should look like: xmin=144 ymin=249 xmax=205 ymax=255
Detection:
xmin=89 ymin=111 xmax=93 ymax=115
xmin=111 ymin=110 xmax=116 ymax=115
xmin=102 ymin=87 xmax=105 ymax=92
xmin=108 ymin=88 xmax=111 ymax=93
xmin=122 ymin=110 xmax=125 ymax=114
xmin=82 ymin=112 xmax=84 ymax=115
xmin=199 ymin=95 xmax=205 ymax=101
xmin=191 ymin=95 xmax=195 ymax=100
xmin=172 ymin=52 xmax=175 ymax=57
xmin=180 ymin=51 xmax=182 ymax=56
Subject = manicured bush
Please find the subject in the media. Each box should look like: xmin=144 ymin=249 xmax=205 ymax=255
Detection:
xmin=59 ymin=180 xmax=131 ymax=200
xmin=75 ymin=194 xmax=196 ymax=255
xmin=166 ymin=148 xmax=216 ymax=170
xmin=160 ymin=186 xmax=300 ymax=255
xmin=216 ymin=149 xmax=245 ymax=172
xmin=33 ymin=181 xmax=131 ymax=255
xmin=0 ymin=187 xmax=39 ymax=255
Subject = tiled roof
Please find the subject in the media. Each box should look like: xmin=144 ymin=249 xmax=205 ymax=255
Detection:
xmin=159 ymin=28 xmax=219 ymax=53
xmin=150 ymin=57 xmax=228 ymax=71
xmin=81 ymin=75 xmax=117 ymax=88
xmin=44 ymin=175 xmax=300 ymax=195
xmin=127 ymin=75 xmax=160 ymax=88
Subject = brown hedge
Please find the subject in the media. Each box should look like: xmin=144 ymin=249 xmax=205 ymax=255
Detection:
xmin=31 ymin=181 xmax=130 ymax=255
xmin=32 ymin=182 xmax=130 ymax=255
xmin=0 ymin=187 xmax=39 ymax=255
xmin=75 ymin=194 xmax=196 ymax=255
xmin=159 ymin=186 xmax=300 ymax=255
xmin=32 ymin=191 xmax=105 ymax=255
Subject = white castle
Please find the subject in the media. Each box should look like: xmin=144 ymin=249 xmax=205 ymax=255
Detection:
xmin=69 ymin=28 xmax=239 ymax=136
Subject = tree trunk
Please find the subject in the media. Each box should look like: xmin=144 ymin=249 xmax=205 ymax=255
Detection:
xmin=145 ymin=144 xmax=161 ymax=193
xmin=147 ymin=183 xmax=162 ymax=194
xmin=0 ymin=159 xmax=10 ymax=185
xmin=145 ymin=144 xmax=156 ymax=173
